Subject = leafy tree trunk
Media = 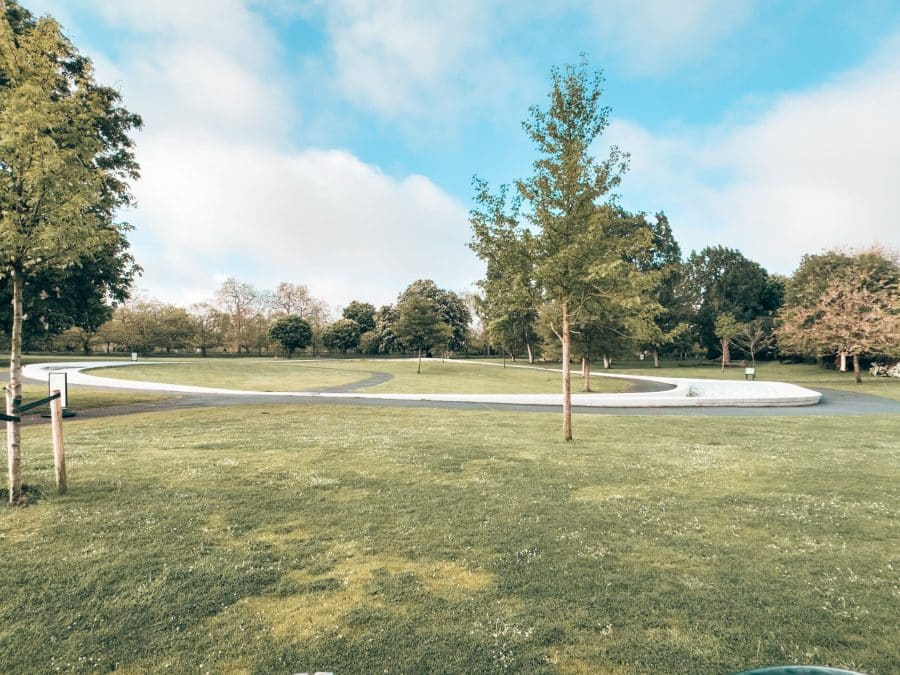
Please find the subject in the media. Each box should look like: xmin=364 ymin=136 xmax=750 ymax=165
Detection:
xmin=582 ymin=355 xmax=591 ymax=392
xmin=561 ymin=301 xmax=572 ymax=442
xmin=853 ymin=353 xmax=861 ymax=384
xmin=602 ymin=354 xmax=610 ymax=369
xmin=526 ymin=342 xmax=534 ymax=364
xmin=417 ymin=348 xmax=423 ymax=374
xmin=839 ymin=353 xmax=847 ymax=372
xmin=7 ymin=271 xmax=24 ymax=506
xmin=652 ymin=349 xmax=659 ymax=368
xmin=721 ymin=338 xmax=731 ymax=366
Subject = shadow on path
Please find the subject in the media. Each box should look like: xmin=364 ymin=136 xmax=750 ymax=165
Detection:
xmin=314 ymin=370 xmax=393 ymax=392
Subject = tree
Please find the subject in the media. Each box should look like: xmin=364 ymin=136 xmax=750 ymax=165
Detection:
xmin=370 ymin=304 xmax=403 ymax=354
xmin=636 ymin=212 xmax=689 ymax=367
xmin=322 ymin=318 xmax=361 ymax=354
xmin=94 ymin=314 xmax=127 ymax=353
xmin=713 ymin=314 xmax=744 ymax=372
xmin=268 ymin=315 xmax=312 ymax=358
xmin=469 ymin=179 xmax=541 ymax=363
xmin=683 ymin=246 xmax=782 ymax=360
xmin=397 ymin=280 xmax=471 ymax=353
xmin=0 ymin=230 xmax=139 ymax=349
xmin=777 ymin=248 xmax=900 ymax=383
xmin=271 ymin=281 xmax=329 ymax=354
xmin=1 ymin=3 xmax=141 ymax=504
xmin=189 ymin=302 xmax=227 ymax=356
xmin=512 ymin=59 xmax=638 ymax=441
xmin=53 ymin=326 xmax=93 ymax=353
xmin=112 ymin=299 xmax=190 ymax=353
xmin=395 ymin=295 xmax=453 ymax=373
xmin=215 ymin=277 xmax=259 ymax=353
xmin=155 ymin=305 xmax=195 ymax=352
xmin=273 ymin=282 xmax=312 ymax=316
xmin=733 ymin=318 xmax=774 ymax=367
xmin=342 ymin=301 xmax=376 ymax=333
xmin=247 ymin=290 xmax=275 ymax=356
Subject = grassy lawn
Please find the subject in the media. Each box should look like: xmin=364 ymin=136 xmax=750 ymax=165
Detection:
xmin=1 ymin=406 xmax=897 ymax=673
xmin=16 ymin=383 xmax=170 ymax=413
xmin=86 ymin=358 xmax=628 ymax=395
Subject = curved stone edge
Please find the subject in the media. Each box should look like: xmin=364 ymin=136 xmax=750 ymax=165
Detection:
xmin=23 ymin=360 xmax=823 ymax=408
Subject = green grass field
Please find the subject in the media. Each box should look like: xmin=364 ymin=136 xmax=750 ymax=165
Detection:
xmin=1 ymin=403 xmax=897 ymax=673
xmin=16 ymin=382 xmax=170 ymax=413
xmin=86 ymin=358 xmax=628 ymax=394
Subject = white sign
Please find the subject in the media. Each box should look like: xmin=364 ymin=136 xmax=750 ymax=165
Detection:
xmin=131 ymin=352 xmax=138 ymax=362
xmin=48 ymin=371 xmax=68 ymax=408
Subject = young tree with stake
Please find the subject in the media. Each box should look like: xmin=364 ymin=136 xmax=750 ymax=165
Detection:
xmin=0 ymin=2 xmax=141 ymax=505
xmin=516 ymin=60 xmax=631 ymax=441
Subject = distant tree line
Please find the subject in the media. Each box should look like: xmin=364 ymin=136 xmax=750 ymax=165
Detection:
xmin=14 ymin=277 xmax=473 ymax=361
xmin=8 ymin=239 xmax=895 ymax=383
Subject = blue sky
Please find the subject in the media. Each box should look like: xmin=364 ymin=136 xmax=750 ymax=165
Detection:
xmin=26 ymin=0 xmax=900 ymax=310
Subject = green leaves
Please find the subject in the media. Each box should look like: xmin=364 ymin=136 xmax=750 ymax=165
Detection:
xmin=395 ymin=294 xmax=453 ymax=354
xmin=268 ymin=315 xmax=313 ymax=357
xmin=0 ymin=4 xmax=141 ymax=276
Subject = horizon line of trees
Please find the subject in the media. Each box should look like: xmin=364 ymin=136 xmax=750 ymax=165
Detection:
xmin=6 ymin=241 xmax=896 ymax=380
xmin=20 ymin=277 xmax=475 ymax=361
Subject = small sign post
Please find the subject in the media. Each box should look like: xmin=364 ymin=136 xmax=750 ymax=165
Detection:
xmin=131 ymin=352 xmax=138 ymax=362
xmin=745 ymin=367 xmax=756 ymax=381
xmin=50 ymin=391 xmax=66 ymax=494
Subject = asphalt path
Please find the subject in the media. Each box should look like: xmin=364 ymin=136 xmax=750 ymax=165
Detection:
xmin=20 ymin=372 xmax=900 ymax=425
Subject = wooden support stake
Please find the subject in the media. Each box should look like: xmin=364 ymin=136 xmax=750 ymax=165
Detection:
xmin=50 ymin=390 xmax=67 ymax=495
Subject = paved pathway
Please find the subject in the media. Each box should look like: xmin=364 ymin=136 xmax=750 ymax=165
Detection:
xmin=19 ymin=360 xmax=900 ymax=420
xmin=24 ymin=360 xmax=823 ymax=407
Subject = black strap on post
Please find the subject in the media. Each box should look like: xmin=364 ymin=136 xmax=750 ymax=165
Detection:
xmin=15 ymin=392 xmax=61 ymax=415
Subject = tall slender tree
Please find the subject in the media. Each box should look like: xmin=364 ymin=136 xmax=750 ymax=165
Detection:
xmin=636 ymin=212 xmax=688 ymax=367
xmin=1 ymin=2 xmax=141 ymax=504
xmin=515 ymin=59 xmax=631 ymax=441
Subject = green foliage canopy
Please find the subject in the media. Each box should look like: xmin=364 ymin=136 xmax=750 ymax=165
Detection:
xmin=683 ymin=246 xmax=782 ymax=356
xmin=268 ymin=315 xmax=312 ymax=358
xmin=342 ymin=301 xmax=376 ymax=333
xmin=322 ymin=318 xmax=361 ymax=354
xmin=396 ymin=279 xmax=470 ymax=352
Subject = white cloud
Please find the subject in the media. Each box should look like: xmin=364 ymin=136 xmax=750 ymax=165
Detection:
xmin=610 ymin=32 xmax=900 ymax=273
xmin=578 ymin=0 xmax=756 ymax=76
xmin=307 ymin=0 xmax=535 ymax=122
xmin=133 ymin=139 xmax=477 ymax=306
xmin=27 ymin=0 xmax=481 ymax=307
xmin=46 ymin=0 xmax=479 ymax=304
xmin=307 ymin=0 xmax=758 ymax=124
